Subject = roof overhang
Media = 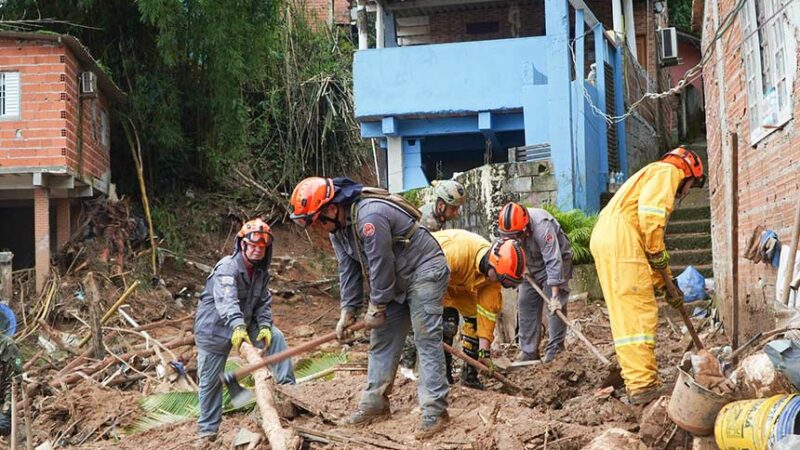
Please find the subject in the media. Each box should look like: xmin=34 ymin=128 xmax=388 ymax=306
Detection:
xmin=0 ymin=31 xmax=126 ymax=105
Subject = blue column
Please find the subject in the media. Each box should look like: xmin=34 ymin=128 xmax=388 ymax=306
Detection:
xmin=545 ymin=0 xmax=575 ymax=209
xmin=402 ymin=138 xmax=428 ymax=190
xmin=383 ymin=10 xmax=397 ymax=48
xmin=613 ymin=46 xmax=629 ymax=176
xmin=574 ymin=9 xmax=587 ymax=211
xmin=594 ymin=25 xmax=609 ymax=187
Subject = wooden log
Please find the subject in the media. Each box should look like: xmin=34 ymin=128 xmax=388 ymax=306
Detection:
xmin=85 ymin=274 xmax=104 ymax=359
xmin=76 ymin=280 xmax=141 ymax=348
xmin=240 ymin=342 xmax=301 ymax=450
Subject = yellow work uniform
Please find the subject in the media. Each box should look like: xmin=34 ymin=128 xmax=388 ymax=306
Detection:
xmin=589 ymin=162 xmax=683 ymax=395
xmin=432 ymin=229 xmax=502 ymax=345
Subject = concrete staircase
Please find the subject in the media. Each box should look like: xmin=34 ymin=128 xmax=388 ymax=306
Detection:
xmin=666 ymin=141 xmax=714 ymax=279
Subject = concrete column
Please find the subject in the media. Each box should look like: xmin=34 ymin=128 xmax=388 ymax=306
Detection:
xmin=402 ymin=138 xmax=428 ymax=190
xmin=0 ymin=252 xmax=12 ymax=303
xmin=612 ymin=0 xmax=624 ymax=43
xmin=545 ymin=0 xmax=575 ymax=209
xmin=387 ymin=136 xmax=404 ymax=192
xmin=33 ymin=187 xmax=50 ymax=293
xmin=56 ymin=198 xmax=71 ymax=249
xmin=623 ymin=0 xmax=637 ymax=60
xmin=376 ymin=3 xmax=385 ymax=49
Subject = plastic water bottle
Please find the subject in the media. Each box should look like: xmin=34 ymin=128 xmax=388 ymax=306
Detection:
xmin=616 ymin=171 xmax=625 ymax=186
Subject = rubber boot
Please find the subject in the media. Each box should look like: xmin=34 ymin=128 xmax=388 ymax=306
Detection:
xmin=460 ymin=363 xmax=485 ymax=390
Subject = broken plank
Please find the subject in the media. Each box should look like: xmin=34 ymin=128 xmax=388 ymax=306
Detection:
xmin=294 ymin=425 xmax=409 ymax=450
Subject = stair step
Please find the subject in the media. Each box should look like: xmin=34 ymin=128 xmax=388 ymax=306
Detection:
xmin=667 ymin=219 xmax=711 ymax=234
xmin=670 ymin=248 xmax=713 ymax=266
xmin=672 ymin=263 xmax=714 ymax=278
xmin=666 ymin=233 xmax=712 ymax=250
xmin=671 ymin=206 xmax=710 ymax=222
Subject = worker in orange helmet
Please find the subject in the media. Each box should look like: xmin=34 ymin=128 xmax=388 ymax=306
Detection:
xmin=418 ymin=230 xmax=525 ymax=389
xmin=195 ymin=219 xmax=295 ymax=441
xmin=497 ymin=202 xmax=574 ymax=363
xmin=289 ymin=177 xmax=451 ymax=439
xmin=590 ymin=146 xmax=705 ymax=405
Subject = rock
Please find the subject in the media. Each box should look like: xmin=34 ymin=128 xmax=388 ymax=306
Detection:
xmin=292 ymin=325 xmax=315 ymax=338
xmin=582 ymin=428 xmax=647 ymax=450
xmin=734 ymin=352 xmax=794 ymax=398
xmin=692 ymin=436 xmax=717 ymax=450
xmin=639 ymin=396 xmax=671 ymax=448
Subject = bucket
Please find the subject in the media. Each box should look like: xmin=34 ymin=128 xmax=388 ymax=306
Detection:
xmin=667 ymin=368 xmax=732 ymax=435
xmin=714 ymin=394 xmax=797 ymax=449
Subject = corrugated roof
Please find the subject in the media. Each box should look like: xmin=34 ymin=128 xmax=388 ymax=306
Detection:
xmin=0 ymin=31 xmax=126 ymax=104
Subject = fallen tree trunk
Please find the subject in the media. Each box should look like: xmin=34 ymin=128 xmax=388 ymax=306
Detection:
xmin=240 ymin=342 xmax=301 ymax=450
xmin=53 ymin=334 xmax=195 ymax=387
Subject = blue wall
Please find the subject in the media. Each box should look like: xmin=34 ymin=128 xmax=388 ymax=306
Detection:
xmin=354 ymin=37 xmax=548 ymax=119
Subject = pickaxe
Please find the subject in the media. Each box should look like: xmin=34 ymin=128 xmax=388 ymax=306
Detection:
xmin=221 ymin=321 xmax=365 ymax=408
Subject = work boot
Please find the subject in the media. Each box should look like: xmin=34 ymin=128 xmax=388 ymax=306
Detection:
xmin=414 ymin=411 xmax=449 ymax=439
xmin=445 ymin=352 xmax=454 ymax=384
xmin=459 ymin=364 xmax=485 ymax=390
xmin=342 ymin=406 xmax=391 ymax=425
xmin=515 ymin=351 xmax=540 ymax=362
xmin=626 ymin=385 xmax=670 ymax=405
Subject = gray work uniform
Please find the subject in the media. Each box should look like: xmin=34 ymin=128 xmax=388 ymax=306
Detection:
xmin=194 ymin=252 xmax=295 ymax=435
xmin=517 ymin=208 xmax=574 ymax=361
xmin=331 ymin=197 xmax=450 ymax=419
xmin=419 ymin=203 xmax=445 ymax=231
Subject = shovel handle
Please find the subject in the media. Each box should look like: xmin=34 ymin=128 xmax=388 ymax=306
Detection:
xmin=230 ymin=321 xmax=366 ymax=381
xmin=442 ymin=343 xmax=528 ymax=395
xmin=524 ymin=275 xmax=611 ymax=366
xmin=659 ymin=270 xmax=704 ymax=351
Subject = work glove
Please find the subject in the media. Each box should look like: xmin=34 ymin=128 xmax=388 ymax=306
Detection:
xmin=364 ymin=302 xmax=387 ymax=329
xmin=547 ymin=296 xmax=562 ymax=314
xmin=647 ymin=250 xmax=670 ymax=270
xmin=477 ymin=348 xmax=494 ymax=375
xmin=231 ymin=325 xmax=251 ymax=350
xmin=336 ymin=308 xmax=356 ymax=343
xmin=257 ymin=326 xmax=272 ymax=348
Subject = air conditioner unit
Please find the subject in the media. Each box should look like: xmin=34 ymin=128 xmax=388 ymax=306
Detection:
xmin=659 ymin=27 xmax=678 ymax=61
xmin=80 ymin=72 xmax=97 ymax=96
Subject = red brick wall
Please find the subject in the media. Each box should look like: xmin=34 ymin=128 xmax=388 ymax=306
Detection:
xmin=429 ymin=3 xmax=545 ymax=44
xmin=703 ymin=0 xmax=800 ymax=340
xmin=0 ymin=38 xmax=68 ymax=170
xmin=299 ymin=0 xmax=350 ymax=26
xmin=64 ymin=51 xmax=111 ymax=181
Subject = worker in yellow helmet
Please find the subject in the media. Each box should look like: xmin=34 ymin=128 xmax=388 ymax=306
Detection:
xmin=433 ymin=229 xmax=525 ymax=389
xmin=589 ymin=147 xmax=706 ymax=405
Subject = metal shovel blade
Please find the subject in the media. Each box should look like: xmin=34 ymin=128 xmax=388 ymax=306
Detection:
xmin=222 ymin=371 xmax=254 ymax=409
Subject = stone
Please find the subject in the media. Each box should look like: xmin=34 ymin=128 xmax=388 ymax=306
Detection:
xmin=583 ymin=428 xmax=647 ymax=450
xmin=531 ymin=174 xmax=557 ymax=192
xmin=505 ymin=176 xmax=533 ymax=193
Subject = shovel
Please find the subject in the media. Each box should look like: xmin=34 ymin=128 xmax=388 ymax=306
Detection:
xmin=222 ymin=321 xmax=365 ymax=408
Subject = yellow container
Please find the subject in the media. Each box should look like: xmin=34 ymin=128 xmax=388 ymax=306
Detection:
xmin=714 ymin=394 xmax=797 ymax=450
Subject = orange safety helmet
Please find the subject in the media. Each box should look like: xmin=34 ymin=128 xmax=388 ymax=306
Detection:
xmin=289 ymin=177 xmax=335 ymax=228
xmin=238 ymin=218 xmax=272 ymax=248
xmin=497 ymin=202 xmax=530 ymax=237
xmin=661 ymin=146 xmax=705 ymax=188
xmin=488 ymin=239 xmax=526 ymax=287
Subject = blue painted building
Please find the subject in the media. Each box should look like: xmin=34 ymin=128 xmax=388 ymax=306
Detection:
xmin=353 ymin=0 xmax=654 ymax=212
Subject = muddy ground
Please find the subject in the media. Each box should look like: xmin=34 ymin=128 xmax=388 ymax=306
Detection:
xmin=4 ymin=217 xmax=728 ymax=449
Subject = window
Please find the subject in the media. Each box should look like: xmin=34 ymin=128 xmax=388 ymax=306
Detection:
xmin=741 ymin=0 xmax=796 ymax=144
xmin=0 ymin=72 xmax=20 ymax=118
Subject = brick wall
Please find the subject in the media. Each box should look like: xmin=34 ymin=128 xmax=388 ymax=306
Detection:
xmin=429 ymin=3 xmax=545 ymax=44
xmin=299 ymin=0 xmax=350 ymax=26
xmin=64 ymin=50 xmax=111 ymax=181
xmin=703 ymin=0 xmax=800 ymax=341
xmin=0 ymin=38 xmax=68 ymax=170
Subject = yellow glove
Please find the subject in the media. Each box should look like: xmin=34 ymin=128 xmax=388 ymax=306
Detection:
xmin=257 ymin=327 xmax=272 ymax=348
xmin=231 ymin=326 xmax=251 ymax=350
xmin=647 ymin=250 xmax=670 ymax=270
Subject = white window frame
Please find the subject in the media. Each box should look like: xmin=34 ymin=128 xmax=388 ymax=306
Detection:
xmin=741 ymin=0 xmax=796 ymax=145
xmin=0 ymin=71 xmax=21 ymax=119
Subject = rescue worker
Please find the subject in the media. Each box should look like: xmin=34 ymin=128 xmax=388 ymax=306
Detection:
xmin=589 ymin=147 xmax=705 ymax=405
xmin=419 ymin=180 xmax=466 ymax=231
xmin=0 ymin=334 xmax=22 ymax=437
xmin=194 ymin=219 xmax=295 ymax=441
xmin=290 ymin=177 xmax=450 ymax=439
xmin=400 ymin=179 xmax=465 ymax=371
xmin=498 ymin=202 xmax=574 ymax=363
xmin=433 ymin=230 xmax=526 ymax=389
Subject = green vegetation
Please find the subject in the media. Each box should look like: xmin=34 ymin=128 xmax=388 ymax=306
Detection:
xmin=541 ymin=204 xmax=597 ymax=265
xmin=669 ymin=0 xmax=693 ymax=32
